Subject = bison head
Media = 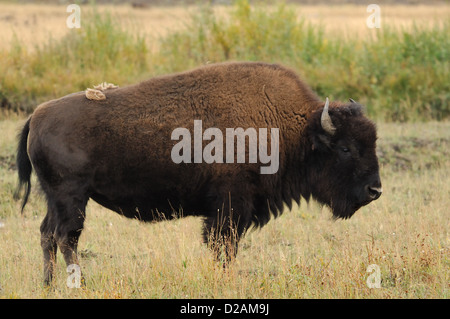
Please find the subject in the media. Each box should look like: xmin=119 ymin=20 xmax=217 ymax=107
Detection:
xmin=306 ymin=98 xmax=382 ymax=219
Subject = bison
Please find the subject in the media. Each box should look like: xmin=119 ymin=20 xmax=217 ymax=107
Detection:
xmin=15 ymin=62 xmax=382 ymax=286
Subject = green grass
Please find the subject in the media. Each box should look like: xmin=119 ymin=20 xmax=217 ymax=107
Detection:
xmin=0 ymin=10 xmax=148 ymax=112
xmin=158 ymin=0 xmax=449 ymax=121
xmin=0 ymin=1 xmax=449 ymax=120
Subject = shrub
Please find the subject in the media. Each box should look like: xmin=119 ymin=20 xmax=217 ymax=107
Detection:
xmin=158 ymin=0 xmax=449 ymax=121
xmin=1 ymin=1 xmax=448 ymax=121
xmin=0 ymin=10 xmax=148 ymax=112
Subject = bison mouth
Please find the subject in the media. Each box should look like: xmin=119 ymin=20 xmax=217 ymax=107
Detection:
xmin=330 ymin=183 xmax=382 ymax=219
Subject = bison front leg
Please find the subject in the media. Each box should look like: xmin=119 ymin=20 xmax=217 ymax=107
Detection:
xmin=202 ymin=196 xmax=251 ymax=266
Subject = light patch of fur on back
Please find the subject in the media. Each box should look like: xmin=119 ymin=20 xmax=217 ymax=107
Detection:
xmin=85 ymin=88 xmax=106 ymax=100
xmin=94 ymin=82 xmax=118 ymax=91
xmin=85 ymin=82 xmax=118 ymax=100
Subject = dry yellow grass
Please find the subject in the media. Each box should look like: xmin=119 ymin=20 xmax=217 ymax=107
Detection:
xmin=0 ymin=119 xmax=448 ymax=299
xmin=0 ymin=3 xmax=448 ymax=50
xmin=0 ymin=4 xmax=189 ymax=50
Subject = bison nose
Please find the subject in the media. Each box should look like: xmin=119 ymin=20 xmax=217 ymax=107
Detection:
xmin=366 ymin=185 xmax=382 ymax=200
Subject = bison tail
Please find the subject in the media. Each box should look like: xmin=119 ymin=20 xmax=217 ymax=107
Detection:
xmin=14 ymin=116 xmax=32 ymax=213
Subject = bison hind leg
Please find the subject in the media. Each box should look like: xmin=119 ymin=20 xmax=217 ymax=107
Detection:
xmin=40 ymin=183 xmax=88 ymax=287
xmin=40 ymin=207 xmax=58 ymax=287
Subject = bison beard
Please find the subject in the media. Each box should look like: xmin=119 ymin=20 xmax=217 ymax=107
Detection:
xmin=15 ymin=62 xmax=382 ymax=286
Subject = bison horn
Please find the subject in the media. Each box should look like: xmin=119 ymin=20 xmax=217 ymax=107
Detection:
xmin=321 ymin=97 xmax=336 ymax=135
xmin=349 ymin=98 xmax=356 ymax=103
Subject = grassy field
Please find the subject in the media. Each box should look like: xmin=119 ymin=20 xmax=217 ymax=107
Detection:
xmin=1 ymin=1 xmax=449 ymax=120
xmin=1 ymin=2 xmax=447 ymax=48
xmin=0 ymin=1 xmax=449 ymax=299
xmin=0 ymin=119 xmax=448 ymax=298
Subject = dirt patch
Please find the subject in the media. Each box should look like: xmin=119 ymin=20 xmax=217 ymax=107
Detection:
xmin=0 ymin=155 xmax=15 ymax=171
xmin=377 ymin=136 xmax=450 ymax=171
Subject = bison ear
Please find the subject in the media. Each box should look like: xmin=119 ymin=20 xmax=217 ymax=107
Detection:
xmin=311 ymin=133 xmax=332 ymax=152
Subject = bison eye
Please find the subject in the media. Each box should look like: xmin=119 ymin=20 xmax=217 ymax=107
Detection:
xmin=337 ymin=146 xmax=351 ymax=160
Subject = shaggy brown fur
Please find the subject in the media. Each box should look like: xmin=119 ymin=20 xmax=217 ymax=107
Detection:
xmin=15 ymin=62 xmax=381 ymax=286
